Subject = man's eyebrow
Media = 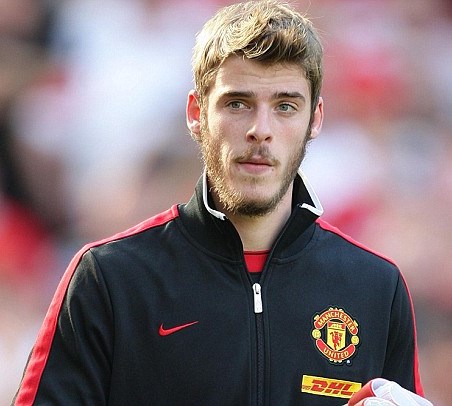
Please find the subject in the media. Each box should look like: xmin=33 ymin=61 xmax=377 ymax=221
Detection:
xmin=274 ymin=91 xmax=306 ymax=102
xmin=220 ymin=90 xmax=255 ymax=99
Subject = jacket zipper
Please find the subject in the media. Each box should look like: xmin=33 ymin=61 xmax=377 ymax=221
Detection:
xmin=252 ymin=283 xmax=264 ymax=406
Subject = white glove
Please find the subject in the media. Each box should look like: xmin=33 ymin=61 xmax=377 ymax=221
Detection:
xmin=352 ymin=399 xmax=396 ymax=406
xmin=347 ymin=378 xmax=433 ymax=405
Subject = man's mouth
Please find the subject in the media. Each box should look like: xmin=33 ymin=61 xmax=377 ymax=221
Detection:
xmin=239 ymin=157 xmax=273 ymax=166
xmin=237 ymin=156 xmax=275 ymax=174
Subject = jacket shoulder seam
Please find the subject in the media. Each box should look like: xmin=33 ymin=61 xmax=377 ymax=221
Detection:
xmin=316 ymin=218 xmax=397 ymax=267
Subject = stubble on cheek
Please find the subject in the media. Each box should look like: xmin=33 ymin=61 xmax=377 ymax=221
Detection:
xmin=200 ymin=129 xmax=244 ymax=212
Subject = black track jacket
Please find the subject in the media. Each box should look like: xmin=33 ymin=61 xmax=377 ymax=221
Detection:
xmin=14 ymin=171 xmax=424 ymax=405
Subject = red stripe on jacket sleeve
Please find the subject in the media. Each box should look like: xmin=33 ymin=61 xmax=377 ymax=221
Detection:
xmin=14 ymin=206 xmax=179 ymax=405
xmin=400 ymin=273 xmax=425 ymax=397
xmin=316 ymin=218 xmax=425 ymax=396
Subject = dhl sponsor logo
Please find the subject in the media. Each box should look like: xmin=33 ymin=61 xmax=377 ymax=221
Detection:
xmin=301 ymin=375 xmax=362 ymax=399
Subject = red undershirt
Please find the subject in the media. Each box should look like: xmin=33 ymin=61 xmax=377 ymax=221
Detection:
xmin=244 ymin=250 xmax=270 ymax=274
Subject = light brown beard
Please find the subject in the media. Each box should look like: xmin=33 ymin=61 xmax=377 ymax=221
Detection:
xmin=199 ymin=114 xmax=310 ymax=217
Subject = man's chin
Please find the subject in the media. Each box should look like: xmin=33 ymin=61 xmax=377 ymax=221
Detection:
xmin=229 ymin=196 xmax=279 ymax=217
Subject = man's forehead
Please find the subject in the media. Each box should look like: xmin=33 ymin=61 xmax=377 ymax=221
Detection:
xmin=211 ymin=56 xmax=310 ymax=99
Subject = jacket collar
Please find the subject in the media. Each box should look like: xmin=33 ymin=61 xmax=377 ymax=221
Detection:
xmin=179 ymin=169 xmax=323 ymax=260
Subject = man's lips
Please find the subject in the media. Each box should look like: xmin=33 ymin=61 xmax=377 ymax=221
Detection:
xmin=237 ymin=157 xmax=274 ymax=173
xmin=237 ymin=156 xmax=274 ymax=166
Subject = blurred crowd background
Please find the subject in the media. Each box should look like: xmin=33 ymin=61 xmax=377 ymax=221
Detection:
xmin=1 ymin=0 xmax=451 ymax=404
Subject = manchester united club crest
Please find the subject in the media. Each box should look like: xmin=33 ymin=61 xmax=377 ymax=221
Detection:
xmin=311 ymin=307 xmax=360 ymax=364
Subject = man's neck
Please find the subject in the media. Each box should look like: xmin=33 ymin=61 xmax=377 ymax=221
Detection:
xmin=225 ymin=194 xmax=293 ymax=251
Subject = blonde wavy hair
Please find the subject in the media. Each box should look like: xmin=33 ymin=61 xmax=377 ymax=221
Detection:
xmin=192 ymin=0 xmax=323 ymax=119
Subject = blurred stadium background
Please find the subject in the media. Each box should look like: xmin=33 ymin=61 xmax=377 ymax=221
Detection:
xmin=1 ymin=0 xmax=451 ymax=404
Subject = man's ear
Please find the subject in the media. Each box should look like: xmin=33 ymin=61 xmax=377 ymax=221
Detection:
xmin=309 ymin=96 xmax=324 ymax=140
xmin=186 ymin=89 xmax=202 ymax=141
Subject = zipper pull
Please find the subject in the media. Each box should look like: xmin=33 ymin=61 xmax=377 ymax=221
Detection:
xmin=252 ymin=283 xmax=263 ymax=314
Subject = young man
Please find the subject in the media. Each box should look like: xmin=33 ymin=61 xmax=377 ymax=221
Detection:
xmin=14 ymin=1 xmax=426 ymax=405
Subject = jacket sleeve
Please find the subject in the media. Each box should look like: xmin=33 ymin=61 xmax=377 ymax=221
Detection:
xmin=13 ymin=249 xmax=114 ymax=405
xmin=382 ymin=272 xmax=424 ymax=396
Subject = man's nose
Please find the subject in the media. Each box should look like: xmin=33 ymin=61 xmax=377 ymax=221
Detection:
xmin=246 ymin=107 xmax=273 ymax=143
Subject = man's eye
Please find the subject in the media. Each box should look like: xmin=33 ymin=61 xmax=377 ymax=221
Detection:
xmin=278 ymin=103 xmax=296 ymax=112
xmin=228 ymin=101 xmax=245 ymax=109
